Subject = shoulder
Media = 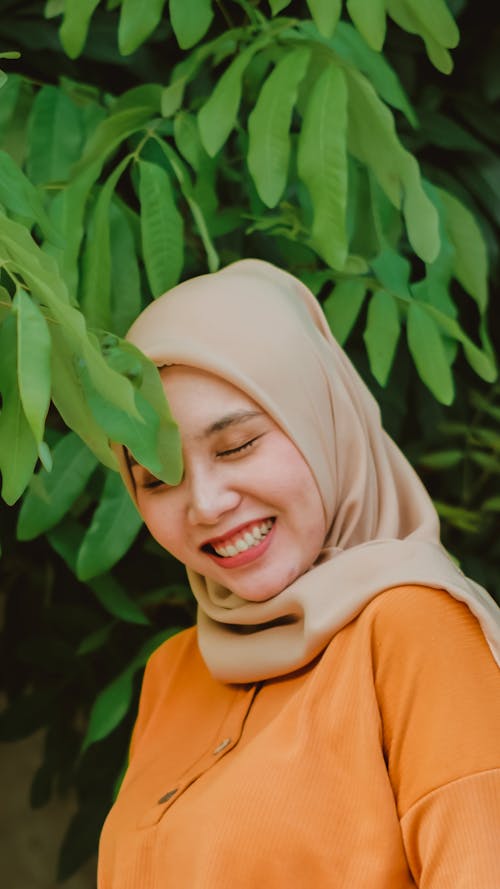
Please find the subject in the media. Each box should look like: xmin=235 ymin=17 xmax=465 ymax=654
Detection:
xmin=361 ymin=584 xmax=494 ymax=667
xmin=143 ymin=624 xmax=201 ymax=688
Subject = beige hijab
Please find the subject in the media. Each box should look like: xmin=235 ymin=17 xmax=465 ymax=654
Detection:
xmin=119 ymin=259 xmax=500 ymax=682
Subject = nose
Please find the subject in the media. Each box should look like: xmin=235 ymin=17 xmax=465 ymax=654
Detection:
xmin=186 ymin=466 xmax=241 ymax=527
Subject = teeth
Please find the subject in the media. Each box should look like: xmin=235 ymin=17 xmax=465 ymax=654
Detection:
xmin=213 ymin=519 xmax=274 ymax=557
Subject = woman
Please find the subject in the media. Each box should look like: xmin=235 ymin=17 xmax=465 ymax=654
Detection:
xmin=98 ymin=259 xmax=500 ymax=888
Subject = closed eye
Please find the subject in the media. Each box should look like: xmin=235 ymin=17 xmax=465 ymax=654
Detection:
xmin=216 ymin=436 xmax=261 ymax=458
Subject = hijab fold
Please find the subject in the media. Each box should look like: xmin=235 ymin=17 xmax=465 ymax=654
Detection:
xmin=119 ymin=259 xmax=500 ymax=682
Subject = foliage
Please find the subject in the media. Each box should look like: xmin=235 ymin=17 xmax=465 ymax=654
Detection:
xmin=0 ymin=0 xmax=499 ymax=880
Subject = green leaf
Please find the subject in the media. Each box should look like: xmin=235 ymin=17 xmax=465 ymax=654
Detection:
xmin=0 ymin=314 xmax=38 ymax=504
xmin=26 ymin=85 xmax=83 ymax=184
xmin=483 ymin=496 xmax=500 ymax=513
xmin=77 ymin=624 xmax=113 ymax=656
xmin=346 ymin=0 xmax=386 ymax=51
xmin=82 ymin=627 xmax=179 ymax=749
xmin=0 ymin=149 xmax=60 ymax=243
xmin=412 ymin=301 xmax=496 ymax=383
xmin=169 ymin=0 xmax=214 ymax=50
xmin=345 ymin=68 xmax=439 ymax=262
xmin=17 ymin=432 xmax=98 ymax=540
xmin=138 ymin=159 xmax=184 ymax=297
xmin=59 ymin=0 xmax=100 ymax=59
xmin=82 ymin=669 xmax=134 ymax=751
xmin=14 ymin=289 xmax=51 ymax=446
xmin=89 ymin=574 xmax=149 ymax=625
xmin=155 ymin=139 xmax=219 ymax=272
xmin=406 ymin=301 xmax=454 ymax=405
xmin=306 ymin=0 xmax=342 ymax=37
xmin=81 ymin=155 xmax=131 ymax=330
xmin=46 ymin=164 xmax=101 ymax=301
xmin=76 ymin=471 xmax=143 ymax=581
xmin=330 ymin=22 xmax=416 ymax=126
xmin=438 ymin=189 xmax=488 ymax=315
xmin=403 ymin=0 xmax=459 ymax=49
xmin=73 ymin=106 xmax=154 ymax=175
xmin=198 ymin=40 xmax=267 ymax=157
xmin=371 ymin=248 xmax=411 ymax=298
xmin=269 ymin=0 xmax=292 ymax=12
xmin=110 ymin=200 xmax=142 ymax=337
xmin=50 ymin=324 xmax=118 ymax=470
xmin=247 ymin=47 xmax=310 ymax=208
xmin=118 ymin=0 xmax=166 ymax=55
xmin=363 ymin=289 xmax=401 ymax=386
xmin=385 ymin=0 xmax=454 ymax=74
xmin=297 ymin=63 xmax=348 ymax=269
xmin=418 ymin=449 xmax=464 ymax=469
xmin=322 ymin=279 xmax=367 ymax=345
xmin=99 ymin=339 xmax=182 ymax=485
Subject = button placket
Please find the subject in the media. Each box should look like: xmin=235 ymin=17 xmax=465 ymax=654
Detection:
xmin=139 ymin=683 xmax=261 ymax=828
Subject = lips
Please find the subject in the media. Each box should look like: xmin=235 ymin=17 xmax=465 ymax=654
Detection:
xmin=201 ymin=517 xmax=275 ymax=555
xmin=201 ymin=517 xmax=276 ymax=568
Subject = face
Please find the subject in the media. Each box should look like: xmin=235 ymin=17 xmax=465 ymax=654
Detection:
xmin=130 ymin=367 xmax=326 ymax=603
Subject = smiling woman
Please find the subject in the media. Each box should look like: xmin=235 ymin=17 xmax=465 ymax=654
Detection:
xmin=130 ymin=366 xmax=325 ymax=602
xmin=98 ymin=260 xmax=500 ymax=889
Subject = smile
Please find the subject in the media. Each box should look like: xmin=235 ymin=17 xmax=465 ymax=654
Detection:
xmin=201 ymin=518 xmax=276 ymax=568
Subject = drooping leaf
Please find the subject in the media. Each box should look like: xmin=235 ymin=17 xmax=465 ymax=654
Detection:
xmin=14 ymin=289 xmax=51 ymax=446
xmin=346 ymin=0 xmax=386 ymax=51
xmin=198 ymin=39 xmax=268 ymax=157
xmin=80 ymin=155 xmax=131 ymax=330
xmin=438 ymin=189 xmax=488 ymax=315
xmin=329 ymin=22 xmax=416 ymax=126
xmin=0 ymin=150 xmax=60 ymax=242
xmin=406 ymin=301 xmax=454 ymax=405
xmin=76 ymin=471 xmax=143 ymax=581
xmin=0 ymin=314 xmax=38 ymax=504
xmin=345 ymin=67 xmax=439 ymax=262
xmin=110 ymin=200 xmax=142 ymax=336
xmin=156 ymin=139 xmax=219 ymax=272
xmin=363 ymin=289 xmax=401 ymax=386
xmin=59 ymin=0 xmax=100 ymax=59
xmin=82 ymin=627 xmax=179 ymax=749
xmin=138 ymin=159 xmax=184 ymax=297
xmin=322 ymin=279 xmax=367 ymax=345
xmin=385 ymin=0 xmax=454 ymax=74
xmin=169 ymin=0 xmax=214 ymax=50
xmin=411 ymin=301 xmax=496 ymax=384
xmin=297 ymin=62 xmax=348 ymax=269
xmin=269 ymin=0 xmax=292 ymax=12
xmin=99 ymin=338 xmax=182 ymax=485
xmin=118 ymin=0 xmax=166 ymax=55
xmin=73 ymin=106 xmax=154 ymax=175
xmin=371 ymin=248 xmax=411 ymax=298
xmin=89 ymin=574 xmax=150 ymax=626
xmin=50 ymin=324 xmax=118 ymax=470
xmin=403 ymin=0 xmax=459 ymax=49
xmin=306 ymin=0 xmax=342 ymax=38
xmin=46 ymin=164 xmax=101 ymax=301
xmin=26 ymin=85 xmax=83 ymax=184
xmin=81 ymin=669 xmax=134 ymax=751
xmin=247 ymin=47 xmax=310 ymax=208
xmin=418 ymin=450 xmax=464 ymax=469
xmin=17 ymin=432 xmax=98 ymax=541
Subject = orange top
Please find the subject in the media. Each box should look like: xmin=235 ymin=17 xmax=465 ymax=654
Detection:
xmin=98 ymin=586 xmax=500 ymax=888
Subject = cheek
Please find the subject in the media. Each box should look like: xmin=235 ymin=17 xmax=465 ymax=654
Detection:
xmin=137 ymin=493 xmax=184 ymax=556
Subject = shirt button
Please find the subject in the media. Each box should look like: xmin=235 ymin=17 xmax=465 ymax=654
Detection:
xmin=158 ymin=788 xmax=178 ymax=804
xmin=213 ymin=738 xmax=231 ymax=755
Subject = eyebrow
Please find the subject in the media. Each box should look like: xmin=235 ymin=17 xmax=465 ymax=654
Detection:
xmin=201 ymin=409 xmax=263 ymax=437
xmin=125 ymin=410 xmax=264 ymax=468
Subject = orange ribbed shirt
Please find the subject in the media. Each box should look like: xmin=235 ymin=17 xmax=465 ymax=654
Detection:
xmin=98 ymin=586 xmax=500 ymax=888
